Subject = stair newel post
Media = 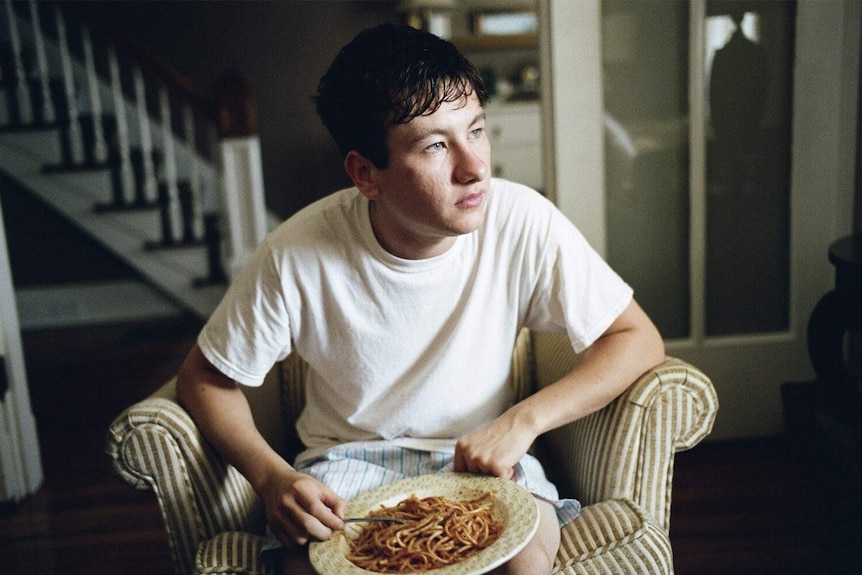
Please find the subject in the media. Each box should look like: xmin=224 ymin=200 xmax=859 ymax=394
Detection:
xmin=54 ymin=5 xmax=84 ymax=166
xmin=214 ymin=72 xmax=267 ymax=277
xmin=81 ymin=26 xmax=107 ymax=164
xmin=108 ymin=46 xmax=134 ymax=206
xmin=4 ymin=0 xmax=33 ymax=125
xmin=133 ymin=66 xmax=157 ymax=205
xmin=183 ymin=103 xmax=204 ymax=242
xmin=157 ymin=85 xmax=183 ymax=244
xmin=28 ymin=0 xmax=54 ymax=125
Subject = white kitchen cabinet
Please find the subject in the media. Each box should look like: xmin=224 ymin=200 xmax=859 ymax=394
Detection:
xmin=485 ymin=101 xmax=542 ymax=191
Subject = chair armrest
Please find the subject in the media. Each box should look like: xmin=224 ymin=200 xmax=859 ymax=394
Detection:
xmin=105 ymin=378 xmax=265 ymax=575
xmin=531 ymin=333 xmax=718 ymax=531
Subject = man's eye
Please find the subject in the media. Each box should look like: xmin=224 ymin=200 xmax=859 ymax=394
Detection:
xmin=469 ymin=127 xmax=484 ymax=138
xmin=426 ymin=142 xmax=444 ymax=152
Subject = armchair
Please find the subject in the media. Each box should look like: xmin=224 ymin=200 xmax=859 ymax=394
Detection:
xmin=106 ymin=330 xmax=717 ymax=575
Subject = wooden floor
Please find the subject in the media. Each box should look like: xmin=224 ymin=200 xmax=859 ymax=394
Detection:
xmin=0 ymin=317 xmax=857 ymax=574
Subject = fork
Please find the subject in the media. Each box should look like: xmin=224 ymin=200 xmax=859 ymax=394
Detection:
xmin=343 ymin=516 xmax=408 ymax=524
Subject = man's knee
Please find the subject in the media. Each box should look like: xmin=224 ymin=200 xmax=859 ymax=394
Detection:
xmin=502 ymin=498 xmax=559 ymax=575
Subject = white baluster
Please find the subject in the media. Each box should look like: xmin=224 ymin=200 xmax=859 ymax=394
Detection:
xmin=55 ymin=5 xmax=84 ymax=165
xmin=159 ymin=86 xmax=182 ymax=243
xmin=81 ymin=26 xmax=107 ymax=164
xmin=183 ymin=104 xmax=204 ymax=241
xmin=5 ymin=0 xmax=32 ymax=124
xmin=108 ymin=47 xmax=134 ymax=205
xmin=133 ymin=66 xmax=157 ymax=204
xmin=28 ymin=0 xmax=54 ymax=124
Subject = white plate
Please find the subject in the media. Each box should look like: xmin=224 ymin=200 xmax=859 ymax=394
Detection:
xmin=309 ymin=472 xmax=539 ymax=575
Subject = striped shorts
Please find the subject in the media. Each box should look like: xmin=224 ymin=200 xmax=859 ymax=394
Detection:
xmin=296 ymin=441 xmax=581 ymax=526
xmin=262 ymin=441 xmax=580 ymax=553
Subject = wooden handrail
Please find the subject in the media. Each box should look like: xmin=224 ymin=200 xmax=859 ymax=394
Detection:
xmin=57 ymin=0 xmax=211 ymax=115
xmin=59 ymin=1 xmax=258 ymax=139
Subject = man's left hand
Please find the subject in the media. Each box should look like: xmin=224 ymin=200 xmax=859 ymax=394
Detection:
xmin=452 ymin=410 xmax=537 ymax=479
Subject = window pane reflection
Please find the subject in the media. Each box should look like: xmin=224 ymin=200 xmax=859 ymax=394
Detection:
xmin=603 ymin=0 xmax=691 ymax=339
xmin=705 ymin=1 xmax=795 ymax=335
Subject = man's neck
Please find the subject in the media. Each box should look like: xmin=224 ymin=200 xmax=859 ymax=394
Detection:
xmin=368 ymin=200 xmax=456 ymax=260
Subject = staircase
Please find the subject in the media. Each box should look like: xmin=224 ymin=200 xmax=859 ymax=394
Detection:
xmin=0 ymin=0 xmax=241 ymax=321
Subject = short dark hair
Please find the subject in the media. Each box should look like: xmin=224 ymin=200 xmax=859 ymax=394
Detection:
xmin=314 ymin=24 xmax=489 ymax=169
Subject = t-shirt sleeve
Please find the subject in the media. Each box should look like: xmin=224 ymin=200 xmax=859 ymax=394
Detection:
xmin=197 ymin=238 xmax=293 ymax=386
xmin=524 ymin=205 xmax=633 ymax=354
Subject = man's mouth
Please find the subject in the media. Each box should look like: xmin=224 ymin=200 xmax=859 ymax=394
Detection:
xmin=456 ymin=192 xmax=484 ymax=209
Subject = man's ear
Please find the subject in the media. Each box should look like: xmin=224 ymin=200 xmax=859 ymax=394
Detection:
xmin=344 ymin=151 xmax=380 ymax=200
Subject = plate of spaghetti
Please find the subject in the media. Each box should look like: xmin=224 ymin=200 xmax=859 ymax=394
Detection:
xmin=309 ymin=472 xmax=539 ymax=575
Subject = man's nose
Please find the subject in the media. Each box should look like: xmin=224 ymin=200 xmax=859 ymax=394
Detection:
xmin=454 ymin=145 xmax=488 ymax=183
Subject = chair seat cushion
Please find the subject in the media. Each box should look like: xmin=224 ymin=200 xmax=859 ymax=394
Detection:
xmin=554 ymin=499 xmax=673 ymax=575
xmin=194 ymin=532 xmax=277 ymax=575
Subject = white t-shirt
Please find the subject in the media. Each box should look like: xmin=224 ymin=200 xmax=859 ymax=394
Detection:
xmin=198 ymin=179 xmax=632 ymax=451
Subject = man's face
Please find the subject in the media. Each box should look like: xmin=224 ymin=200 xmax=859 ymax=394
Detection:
xmin=366 ymin=92 xmax=491 ymax=259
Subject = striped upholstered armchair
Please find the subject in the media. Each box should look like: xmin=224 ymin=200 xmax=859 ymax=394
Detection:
xmin=106 ymin=330 xmax=717 ymax=575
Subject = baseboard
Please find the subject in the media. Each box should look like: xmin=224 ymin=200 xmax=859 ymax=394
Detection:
xmin=16 ymin=280 xmax=184 ymax=330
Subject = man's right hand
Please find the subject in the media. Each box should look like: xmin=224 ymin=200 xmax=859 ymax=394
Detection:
xmin=260 ymin=465 xmax=347 ymax=547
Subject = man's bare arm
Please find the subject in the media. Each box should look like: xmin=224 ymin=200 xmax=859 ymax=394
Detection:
xmin=176 ymin=344 xmax=346 ymax=545
xmin=454 ymin=298 xmax=665 ymax=477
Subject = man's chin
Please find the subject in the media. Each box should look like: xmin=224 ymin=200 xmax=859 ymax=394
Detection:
xmin=453 ymin=211 xmax=486 ymax=236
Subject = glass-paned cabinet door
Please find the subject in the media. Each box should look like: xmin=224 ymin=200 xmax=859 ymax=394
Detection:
xmin=602 ymin=0 xmax=796 ymax=339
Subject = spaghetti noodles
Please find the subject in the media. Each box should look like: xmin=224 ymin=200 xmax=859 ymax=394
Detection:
xmin=345 ymin=493 xmax=502 ymax=573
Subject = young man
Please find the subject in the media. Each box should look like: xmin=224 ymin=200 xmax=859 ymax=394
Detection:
xmin=176 ymin=24 xmax=664 ymax=575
